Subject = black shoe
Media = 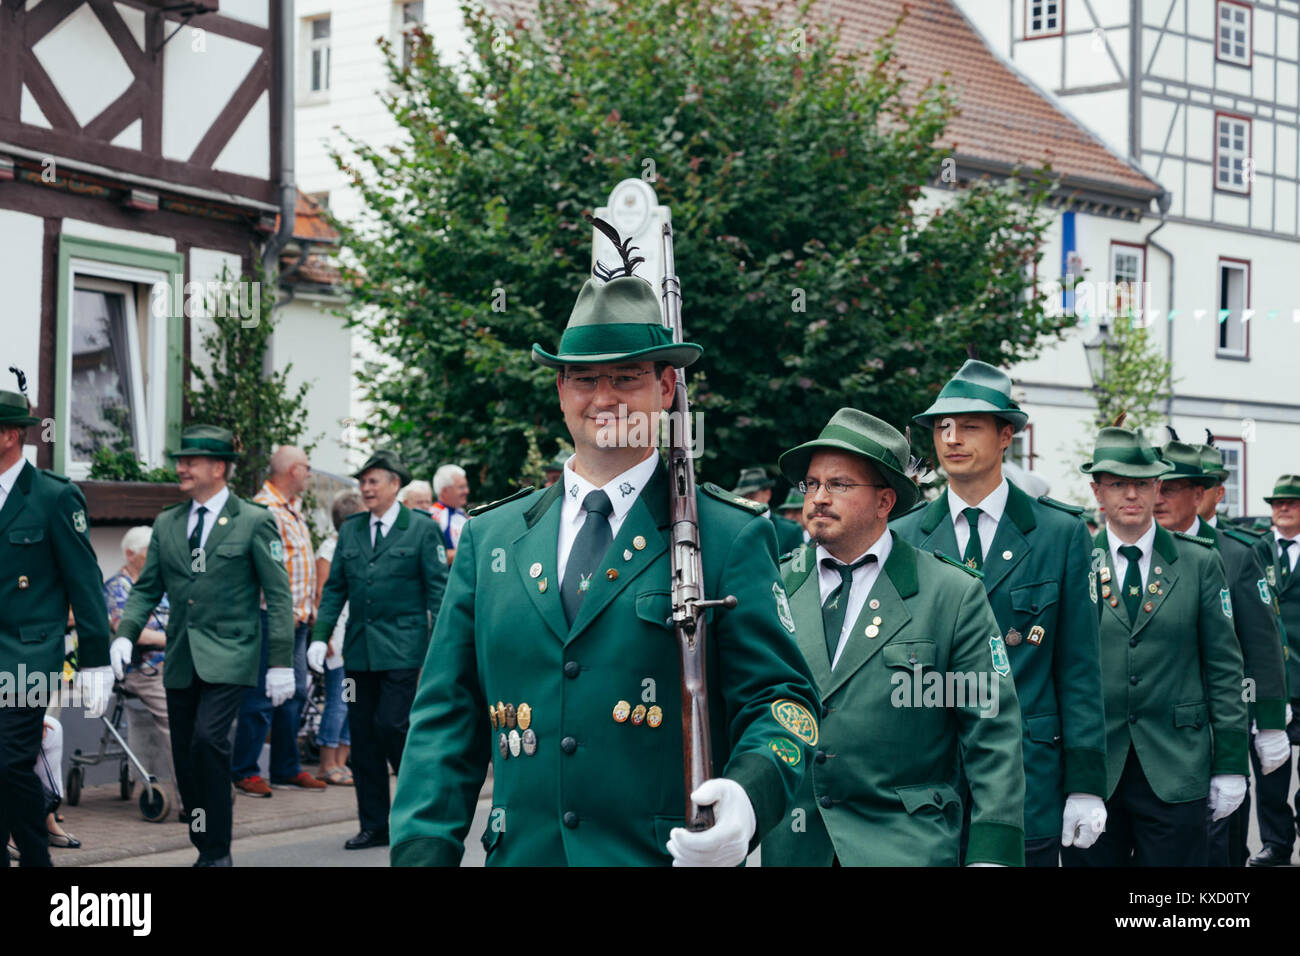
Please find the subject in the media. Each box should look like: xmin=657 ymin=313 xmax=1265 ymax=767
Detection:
xmin=193 ymin=854 xmax=233 ymax=867
xmin=1249 ymin=844 xmax=1291 ymax=867
xmin=344 ymin=829 xmax=388 ymax=850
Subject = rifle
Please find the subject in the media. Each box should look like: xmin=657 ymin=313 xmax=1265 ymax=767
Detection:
xmin=659 ymin=220 xmax=737 ymax=830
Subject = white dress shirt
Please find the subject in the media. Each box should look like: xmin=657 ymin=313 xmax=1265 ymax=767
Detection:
xmin=0 ymin=457 xmax=26 ymax=511
xmin=370 ymin=500 xmax=401 ymax=546
xmin=1108 ymin=520 xmax=1157 ymax=592
xmin=949 ymin=478 xmax=1009 ymax=562
xmin=187 ymin=486 xmax=230 ymax=551
xmin=557 ymin=452 xmax=658 ymax=587
xmin=816 ymin=529 xmax=892 ymax=670
xmin=1274 ymin=528 xmax=1300 ymax=575
xmin=1207 ymin=515 xmax=1219 ymax=528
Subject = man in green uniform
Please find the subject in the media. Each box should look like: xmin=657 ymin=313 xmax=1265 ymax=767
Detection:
xmin=777 ymin=488 xmax=809 ymax=539
xmin=734 ymin=466 xmax=804 ymax=555
xmin=891 ymin=361 xmax=1107 ymax=866
xmin=112 ymin=424 xmax=294 ymax=867
xmin=0 ymin=373 xmax=113 ymax=867
xmin=1246 ymin=474 xmax=1300 ymax=866
xmin=1062 ymin=427 xmax=1248 ymax=866
xmin=388 ymin=265 xmax=820 ymax=866
xmin=1154 ymin=438 xmax=1289 ymax=866
xmin=763 ymin=408 xmax=1025 ymax=866
xmin=308 ymin=449 xmax=448 ymax=850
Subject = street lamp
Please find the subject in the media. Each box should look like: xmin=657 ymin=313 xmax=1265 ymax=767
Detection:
xmin=1083 ymin=321 xmax=1114 ymax=388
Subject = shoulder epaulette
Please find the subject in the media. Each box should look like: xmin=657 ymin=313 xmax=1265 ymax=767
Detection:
xmin=1173 ymin=530 xmax=1215 ymax=548
xmin=1037 ymin=495 xmax=1086 ymax=516
xmin=469 ymin=486 xmax=534 ymax=517
xmin=1227 ymin=522 xmax=1266 ymax=539
xmin=700 ymin=482 xmax=767 ymax=515
xmin=932 ymin=549 xmax=985 ymax=578
xmin=408 ymin=507 xmax=432 ymax=520
xmin=39 ymin=469 xmax=71 ymax=484
xmin=1222 ymin=527 xmax=1260 ymax=549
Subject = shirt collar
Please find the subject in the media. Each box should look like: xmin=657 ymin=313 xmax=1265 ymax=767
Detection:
xmin=1175 ymin=515 xmax=1200 ymax=536
xmin=816 ymin=527 xmax=893 ymax=576
xmin=1109 ymin=519 xmax=1157 ymax=564
xmin=192 ymin=485 xmax=230 ymax=518
xmin=259 ymin=479 xmax=300 ymax=513
xmin=0 ymin=457 xmax=26 ymax=495
xmin=1207 ymin=515 xmax=1218 ymax=528
xmin=948 ymin=477 xmax=1009 ymax=526
xmin=372 ymin=500 xmax=401 ymax=528
xmin=562 ymin=452 xmax=659 ymax=523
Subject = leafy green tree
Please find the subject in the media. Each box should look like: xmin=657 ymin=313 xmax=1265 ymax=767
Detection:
xmin=333 ymin=0 xmax=1068 ymax=501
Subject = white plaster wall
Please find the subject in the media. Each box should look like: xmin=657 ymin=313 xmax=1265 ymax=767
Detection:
xmin=271 ymin=295 xmax=355 ymax=475
xmin=162 ymin=31 xmax=263 ymax=162
xmin=0 ymin=211 xmax=46 ymax=412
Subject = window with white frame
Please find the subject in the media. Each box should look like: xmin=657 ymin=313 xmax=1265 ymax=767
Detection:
xmin=1217 ymin=1 xmax=1250 ymax=66
xmin=1215 ymin=115 xmax=1250 ymax=193
xmin=1025 ymin=0 xmax=1062 ymax=38
xmin=399 ymin=1 xmax=424 ymax=69
xmin=1217 ymin=259 xmax=1249 ymax=356
xmin=308 ymin=17 xmax=331 ymax=93
xmin=1214 ymin=437 xmax=1245 ymax=518
xmin=1007 ymin=424 xmax=1034 ymax=472
xmin=1109 ymin=242 xmax=1144 ymax=319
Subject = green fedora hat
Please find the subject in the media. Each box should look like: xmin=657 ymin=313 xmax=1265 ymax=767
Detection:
xmin=1157 ymin=440 xmax=1219 ymax=487
xmin=169 ymin=424 xmax=239 ymax=459
xmin=532 ymin=276 xmax=702 ymax=370
xmin=353 ymin=449 xmax=412 ymax=487
xmin=778 ymin=407 xmax=919 ymax=518
xmin=777 ymin=488 xmax=804 ymax=512
xmin=732 ymin=466 xmax=775 ymax=496
xmin=1197 ymin=443 xmax=1229 ymax=483
xmin=1265 ymin=475 xmax=1300 ymax=502
xmin=0 ymin=388 xmax=39 ymax=427
xmin=913 ymin=359 xmax=1028 ymax=433
xmin=1079 ymin=427 xmax=1172 ymax=479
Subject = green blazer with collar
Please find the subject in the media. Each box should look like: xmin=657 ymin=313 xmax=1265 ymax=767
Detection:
xmin=116 ymin=492 xmax=293 ymax=689
xmin=771 ymin=511 xmax=804 ymax=556
xmin=1253 ymin=531 xmax=1300 ymax=697
xmin=0 ymin=461 xmax=111 ymax=676
xmin=1093 ymin=525 xmax=1248 ymax=801
xmin=1196 ymin=519 xmax=1288 ymax=729
xmin=388 ymin=460 xmax=821 ymax=867
xmin=311 ymin=504 xmax=447 ymax=671
xmin=762 ymin=532 xmax=1026 ymax=867
xmin=891 ymin=481 xmax=1106 ymax=841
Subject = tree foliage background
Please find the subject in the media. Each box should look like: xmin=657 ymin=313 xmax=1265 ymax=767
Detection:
xmin=333 ymin=0 xmax=1074 ymax=501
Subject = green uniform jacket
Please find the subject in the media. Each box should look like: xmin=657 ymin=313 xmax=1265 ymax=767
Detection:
xmin=0 ymin=462 xmax=110 ymax=675
xmin=116 ymin=493 xmax=293 ymax=689
xmin=388 ymin=461 xmax=821 ymax=866
xmin=1093 ymin=525 xmax=1248 ymax=801
xmin=891 ymin=483 xmax=1107 ymax=841
xmin=770 ymin=511 xmax=804 ymax=556
xmin=1196 ymin=519 xmax=1287 ymax=729
xmin=311 ymin=505 xmax=447 ymax=670
xmin=1253 ymin=531 xmax=1300 ymax=697
xmin=763 ymin=533 xmax=1026 ymax=866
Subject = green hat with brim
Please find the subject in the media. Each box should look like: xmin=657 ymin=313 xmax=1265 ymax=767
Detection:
xmin=732 ymin=466 xmax=775 ymax=496
xmin=1265 ymin=474 xmax=1300 ymax=502
xmin=353 ymin=449 xmax=412 ymax=487
xmin=532 ymin=276 xmax=702 ymax=370
xmin=544 ymin=451 xmax=571 ymax=473
xmin=1079 ymin=427 xmax=1172 ymax=479
xmin=778 ymin=407 xmax=919 ymax=519
xmin=1197 ymin=443 xmax=1229 ymax=483
xmin=0 ymin=389 xmax=39 ymax=427
xmin=1158 ymin=441 xmax=1220 ymax=487
xmin=777 ymin=489 xmax=804 ymax=512
xmin=169 ymin=424 xmax=239 ymax=459
xmin=912 ymin=359 xmax=1028 ymax=434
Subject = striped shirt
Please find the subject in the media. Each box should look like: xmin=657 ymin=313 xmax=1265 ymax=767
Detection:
xmin=254 ymin=480 xmax=317 ymax=623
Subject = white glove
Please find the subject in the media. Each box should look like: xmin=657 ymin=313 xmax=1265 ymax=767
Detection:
xmin=76 ymin=666 xmax=115 ymax=719
xmin=1061 ymin=792 xmax=1107 ymax=849
xmin=665 ymin=778 xmax=756 ymax=867
xmin=109 ymin=637 xmax=134 ymax=680
xmin=265 ymin=667 xmax=296 ymax=707
xmin=1207 ymin=774 xmax=1248 ymax=821
xmin=306 ymin=641 xmax=327 ymax=673
xmin=1255 ymin=729 xmax=1291 ymax=775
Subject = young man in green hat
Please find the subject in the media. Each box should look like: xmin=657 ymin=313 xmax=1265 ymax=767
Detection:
xmin=733 ymin=465 xmax=804 ymax=555
xmin=308 ymin=449 xmax=448 ymax=850
xmin=0 ymin=371 xmax=113 ymax=867
xmin=763 ymin=407 xmax=1025 ymax=866
xmin=1062 ymin=427 xmax=1248 ymax=866
xmin=1245 ymin=474 xmax=1300 ymax=866
xmin=891 ymin=359 xmax=1107 ymax=866
xmin=1154 ymin=437 xmax=1288 ymax=866
xmin=112 ymin=424 xmax=294 ymax=866
xmin=387 ymin=263 xmax=820 ymax=866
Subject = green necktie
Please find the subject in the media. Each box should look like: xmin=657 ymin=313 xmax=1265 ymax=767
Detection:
xmin=961 ymin=507 xmax=983 ymax=571
xmin=188 ymin=505 xmax=207 ymax=555
xmin=1119 ymin=544 xmax=1143 ymax=624
xmin=1280 ymin=539 xmax=1294 ymax=584
xmin=562 ymin=490 xmax=614 ymax=625
xmin=821 ymin=554 xmax=878 ymax=665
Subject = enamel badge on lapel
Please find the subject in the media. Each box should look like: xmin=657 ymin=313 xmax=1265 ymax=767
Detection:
xmin=505 ymin=703 xmax=517 ymax=729
xmin=623 ymin=549 xmax=632 ymax=561
xmin=218 ymin=516 xmax=229 ymax=526
xmin=869 ymin=599 xmax=880 ymax=610
xmin=508 ymin=729 xmax=522 ymax=757
xmin=17 ymin=575 xmax=29 ymax=589
xmin=865 ymin=624 xmax=879 ymax=638
xmin=1148 ymin=583 xmax=1159 ymax=594
xmin=1143 ymin=601 xmax=1154 ymax=613
xmin=517 ymin=703 xmax=531 ymax=731
xmin=1100 ymin=567 xmax=1111 ymax=584
xmin=612 ymin=700 xmax=631 ymax=723
xmin=538 ymin=578 xmax=548 ymax=593
xmin=521 ymin=729 xmax=538 ymax=755
xmin=488 ymin=704 xmax=498 ymax=729
xmin=633 ymin=536 xmax=646 ymax=551
xmin=498 ymin=733 xmax=510 ymax=759
xmin=529 ymin=563 xmax=542 ymax=579
xmin=630 ymin=704 xmax=647 ymax=726
xmin=1002 ymin=550 xmax=1013 ymax=560
xmin=647 ymin=705 xmax=663 ymax=728
xmin=1005 ymin=628 xmax=1022 ymax=647
xmin=606 ymin=568 xmax=618 ymax=580
xmin=1027 ymin=625 xmax=1044 ymax=645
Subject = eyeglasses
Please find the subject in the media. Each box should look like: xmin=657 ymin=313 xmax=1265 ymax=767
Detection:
xmin=563 ymin=370 xmax=653 ymax=392
xmin=798 ymin=479 xmax=888 ymax=496
xmin=1099 ymin=478 xmax=1157 ymax=494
